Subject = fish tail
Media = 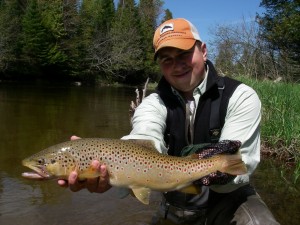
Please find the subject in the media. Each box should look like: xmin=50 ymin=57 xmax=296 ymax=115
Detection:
xmin=218 ymin=153 xmax=247 ymax=175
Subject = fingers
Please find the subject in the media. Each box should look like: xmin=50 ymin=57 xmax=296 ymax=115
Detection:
xmin=69 ymin=171 xmax=85 ymax=192
xmin=86 ymin=161 xmax=101 ymax=193
xmin=97 ymin=164 xmax=111 ymax=193
xmin=58 ymin=161 xmax=111 ymax=193
xmin=71 ymin=135 xmax=81 ymax=141
xmin=86 ymin=161 xmax=111 ymax=193
xmin=57 ymin=179 xmax=68 ymax=187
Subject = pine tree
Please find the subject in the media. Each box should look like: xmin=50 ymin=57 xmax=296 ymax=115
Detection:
xmin=21 ymin=0 xmax=49 ymax=70
xmin=99 ymin=0 xmax=115 ymax=33
xmin=162 ymin=8 xmax=173 ymax=22
xmin=109 ymin=0 xmax=144 ymax=83
xmin=39 ymin=0 xmax=68 ymax=67
xmin=0 ymin=0 xmax=24 ymax=74
xmin=77 ymin=0 xmax=115 ymax=79
xmin=258 ymin=0 xmax=300 ymax=79
xmin=138 ymin=0 xmax=164 ymax=81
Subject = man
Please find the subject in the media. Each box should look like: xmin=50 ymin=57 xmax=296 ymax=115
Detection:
xmin=59 ymin=18 xmax=279 ymax=225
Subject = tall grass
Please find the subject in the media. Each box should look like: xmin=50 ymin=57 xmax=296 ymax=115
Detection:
xmin=237 ymin=77 xmax=300 ymax=183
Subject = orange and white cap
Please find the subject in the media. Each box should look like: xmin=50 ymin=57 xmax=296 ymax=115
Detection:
xmin=153 ymin=18 xmax=202 ymax=59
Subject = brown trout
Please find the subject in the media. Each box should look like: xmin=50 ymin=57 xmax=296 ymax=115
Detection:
xmin=22 ymin=138 xmax=247 ymax=204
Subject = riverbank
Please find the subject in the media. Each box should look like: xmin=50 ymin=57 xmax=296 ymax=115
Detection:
xmin=239 ymin=77 xmax=299 ymax=185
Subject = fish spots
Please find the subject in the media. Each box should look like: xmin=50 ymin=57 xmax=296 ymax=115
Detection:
xmin=24 ymin=138 xmax=240 ymax=190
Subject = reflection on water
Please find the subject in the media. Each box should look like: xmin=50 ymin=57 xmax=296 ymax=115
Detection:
xmin=0 ymin=83 xmax=298 ymax=225
xmin=0 ymin=83 xmax=161 ymax=225
xmin=0 ymin=171 xmax=161 ymax=225
xmin=251 ymin=159 xmax=300 ymax=225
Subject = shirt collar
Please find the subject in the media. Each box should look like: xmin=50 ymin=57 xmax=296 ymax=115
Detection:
xmin=171 ymin=64 xmax=209 ymax=104
xmin=194 ymin=63 xmax=209 ymax=96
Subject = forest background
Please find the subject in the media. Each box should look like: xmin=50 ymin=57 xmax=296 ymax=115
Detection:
xmin=0 ymin=0 xmax=299 ymax=181
xmin=0 ymin=0 xmax=299 ymax=84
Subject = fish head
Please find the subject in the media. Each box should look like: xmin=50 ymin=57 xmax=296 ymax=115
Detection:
xmin=22 ymin=148 xmax=76 ymax=179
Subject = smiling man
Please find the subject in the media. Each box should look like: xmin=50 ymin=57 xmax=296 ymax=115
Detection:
xmin=59 ymin=18 xmax=280 ymax=225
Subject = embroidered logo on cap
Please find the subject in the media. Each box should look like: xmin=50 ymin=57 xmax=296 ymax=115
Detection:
xmin=160 ymin=23 xmax=174 ymax=35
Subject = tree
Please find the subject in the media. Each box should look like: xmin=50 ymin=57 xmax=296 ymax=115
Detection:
xmin=138 ymin=0 xmax=164 ymax=80
xmin=99 ymin=0 xmax=115 ymax=33
xmin=257 ymin=0 xmax=300 ymax=81
xmin=39 ymin=0 xmax=68 ymax=68
xmin=162 ymin=8 xmax=173 ymax=23
xmin=77 ymin=0 xmax=115 ymax=80
xmin=21 ymin=0 xmax=50 ymax=74
xmin=0 ymin=0 xmax=170 ymax=83
xmin=109 ymin=0 xmax=144 ymax=83
xmin=209 ymin=18 xmax=278 ymax=80
xmin=0 ymin=0 xmax=24 ymax=75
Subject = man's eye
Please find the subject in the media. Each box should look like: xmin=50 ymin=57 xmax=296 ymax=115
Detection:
xmin=179 ymin=51 xmax=193 ymax=59
xmin=160 ymin=58 xmax=172 ymax=65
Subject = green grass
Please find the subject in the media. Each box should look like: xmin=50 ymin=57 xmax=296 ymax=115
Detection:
xmin=237 ymin=77 xmax=300 ymax=183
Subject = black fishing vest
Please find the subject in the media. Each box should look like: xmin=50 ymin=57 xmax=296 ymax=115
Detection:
xmin=156 ymin=60 xmax=242 ymax=156
xmin=156 ymin=61 xmax=241 ymax=210
xmin=156 ymin=60 xmax=242 ymax=210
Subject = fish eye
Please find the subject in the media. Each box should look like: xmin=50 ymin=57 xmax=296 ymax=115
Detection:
xmin=37 ymin=158 xmax=45 ymax=164
xmin=51 ymin=159 xmax=56 ymax=164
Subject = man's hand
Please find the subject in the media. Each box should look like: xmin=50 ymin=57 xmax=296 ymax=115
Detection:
xmin=194 ymin=140 xmax=241 ymax=186
xmin=57 ymin=136 xmax=111 ymax=193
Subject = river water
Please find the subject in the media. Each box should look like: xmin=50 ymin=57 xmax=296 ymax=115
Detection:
xmin=0 ymin=83 xmax=298 ymax=225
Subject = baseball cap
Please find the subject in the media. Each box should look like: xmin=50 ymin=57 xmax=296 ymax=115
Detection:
xmin=153 ymin=18 xmax=202 ymax=59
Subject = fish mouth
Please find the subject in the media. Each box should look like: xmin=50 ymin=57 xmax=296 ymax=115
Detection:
xmin=22 ymin=161 xmax=52 ymax=180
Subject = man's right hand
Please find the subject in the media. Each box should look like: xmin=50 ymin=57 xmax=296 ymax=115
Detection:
xmin=57 ymin=136 xmax=111 ymax=193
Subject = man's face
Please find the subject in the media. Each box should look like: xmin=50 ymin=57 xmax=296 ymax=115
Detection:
xmin=157 ymin=42 xmax=207 ymax=99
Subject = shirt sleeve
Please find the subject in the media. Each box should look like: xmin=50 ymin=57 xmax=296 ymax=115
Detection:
xmin=211 ymin=83 xmax=262 ymax=193
xmin=121 ymin=93 xmax=169 ymax=154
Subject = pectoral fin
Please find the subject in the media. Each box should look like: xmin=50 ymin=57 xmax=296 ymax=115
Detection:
xmin=131 ymin=187 xmax=151 ymax=204
xmin=179 ymin=184 xmax=202 ymax=195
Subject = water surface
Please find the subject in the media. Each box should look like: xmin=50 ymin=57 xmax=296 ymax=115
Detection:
xmin=0 ymin=83 xmax=298 ymax=225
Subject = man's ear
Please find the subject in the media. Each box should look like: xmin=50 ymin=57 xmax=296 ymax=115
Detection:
xmin=201 ymin=42 xmax=207 ymax=61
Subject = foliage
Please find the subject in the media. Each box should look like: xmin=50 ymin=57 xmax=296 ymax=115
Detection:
xmin=162 ymin=8 xmax=173 ymax=23
xmin=238 ymin=76 xmax=300 ymax=158
xmin=21 ymin=0 xmax=50 ymax=70
xmin=237 ymin=76 xmax=300 ymax=184
xmin=108 ymin=0 xmax=145 ymax=83
xmin=210 ymin=0 xmax=300 ymax=82
xmin=138 ymin=0 xmax=164 ymax=81
xmin=209 ymin=19 xmax=269 ymax=79
xmin=1 ymin=0 xmax=298 ymax=84
xmin=258 ymin=0 xmax=300 ymax=61
xmin=0 ymin=0 xmax=24 ymax=74
xmin=0 ymin=0 xmax=167 ymax=83
xmin=257 ymin=0 xmax=300 ymax=81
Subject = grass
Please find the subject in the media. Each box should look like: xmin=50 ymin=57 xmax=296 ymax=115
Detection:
xmin=237 ymin=77 xmax=300 ymax=184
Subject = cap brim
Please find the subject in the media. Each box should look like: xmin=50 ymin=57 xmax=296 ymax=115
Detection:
xmin=154 ymin=39 xmax=196 ymax=60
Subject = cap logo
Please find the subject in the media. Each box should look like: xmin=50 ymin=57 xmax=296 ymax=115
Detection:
xmin=160 ymin=23 xmax=174 ymax=35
